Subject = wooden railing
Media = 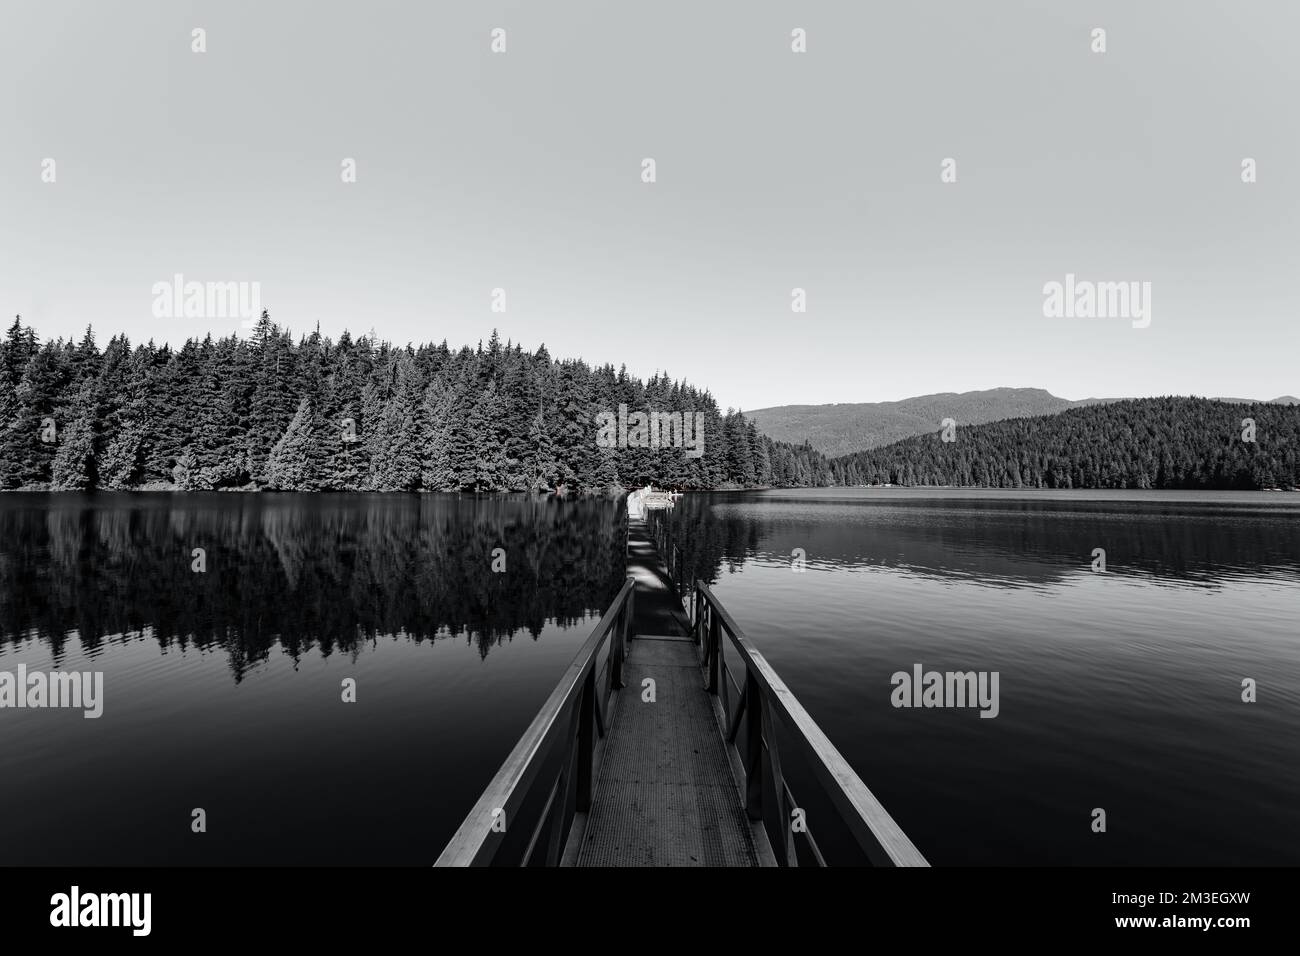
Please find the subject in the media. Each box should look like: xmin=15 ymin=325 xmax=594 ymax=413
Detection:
xmin=433 ymin=576 xmax=635 ymax=866
xmin=647 ymin=509 xmax=688 ymax=597
xmin=647 ymin=510 xmax=928 ymax=867
xmin=691 ymin=583 xmax=928 ymax=866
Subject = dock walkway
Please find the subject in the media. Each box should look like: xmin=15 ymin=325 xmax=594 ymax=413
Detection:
xmin=570 ymin=519 xmax=761 ymax=866
xmin=434 ymin=506 xmax=927 ymax=868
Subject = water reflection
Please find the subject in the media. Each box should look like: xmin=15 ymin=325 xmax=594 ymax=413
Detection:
xmin=660 ymin=490 xmax=1300 ymax=590
xmin=0 ymin=493 xmax=628 ymax=680
xmin=659 ymin=489 xmax=1300 ymax=865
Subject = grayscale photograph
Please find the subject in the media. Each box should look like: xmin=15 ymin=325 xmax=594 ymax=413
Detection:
xmin=0 ymin=0 xmax=1294 ymax=942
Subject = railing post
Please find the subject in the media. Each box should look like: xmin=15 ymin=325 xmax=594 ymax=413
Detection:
xmin=766 ymin=724 xmax=796 ymax=867
xmin=612 ymin=577 xmax=632 ymax=689
xmin=718 ymin=622 xmax=730 ymax=723
xmin=625 ymin=576 xmax=635 ymax=646
xmin=707 ymin=609 xmax=720 ymax=695
xmin=577 ymin=668 xmax=595 ymax=812
xmin=545 ymin=766 xmax=569 ymax=866
xmin=745 ymin=668 xmax=763 ymax=822
xmin=611 ymin=608 xmax=624 ymax=691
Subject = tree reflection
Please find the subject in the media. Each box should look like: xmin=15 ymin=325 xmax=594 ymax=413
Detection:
xmin=0 ymin=493 xmax=628 ymax=680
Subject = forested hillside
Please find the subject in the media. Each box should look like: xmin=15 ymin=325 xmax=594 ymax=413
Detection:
xmin=0 ymin=315 xmax=832 ymax=492
xmin=832 ymin=398 xmax=1300 ymax=490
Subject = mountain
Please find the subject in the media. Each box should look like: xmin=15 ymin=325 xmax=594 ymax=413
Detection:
xmin=831 ymin=397 xmax=1300 ymax=490
xmin=750 ymin=389 xmax=1297 ymax=457
xmin=747 ymin=388 xmax=1100 ymax=457
xmin=1214 ymin=396 xmax=1300 ymax=405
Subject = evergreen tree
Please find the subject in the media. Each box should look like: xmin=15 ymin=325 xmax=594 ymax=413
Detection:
xmin=552 ymin=361 xmax=594 ymax=488
xmin=525 ymin=405 xmax=558 ymax=491
xmin=0 ymin=339 xmax=73 ymax=488
xmin=499 ymin=353 xmax=540 ymax=490
xmin=99 ymin=421 xmax=146 ymax=489
xmin=50 ymin=381 xmax=98 ymax=490
xmin=419 ymin=377 xmax=459 ymax=491
xmin=467 ymin=379 xmax=509 ymax=491
xmin=265 ymin=396 xmax=327 ymax=490
xmin=246 ymin=313 xmax=300 ymax=481
xmin=366 ymin=350 xmax=421 ymax=491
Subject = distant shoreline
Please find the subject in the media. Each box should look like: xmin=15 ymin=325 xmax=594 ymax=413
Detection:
xmin=3 ymin=484 xmax=1296 ymax=495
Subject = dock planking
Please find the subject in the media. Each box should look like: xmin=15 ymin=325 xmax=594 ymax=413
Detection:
xmin=569 ymin=519 xmax=764 ymax=866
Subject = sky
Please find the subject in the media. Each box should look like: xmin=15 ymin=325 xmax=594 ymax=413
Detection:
xmin=1 ymin=0 xmax=1297 ymax=411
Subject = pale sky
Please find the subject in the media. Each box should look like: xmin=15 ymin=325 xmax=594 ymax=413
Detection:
xmin=1 ymin=0 xmax=1296 ymax=410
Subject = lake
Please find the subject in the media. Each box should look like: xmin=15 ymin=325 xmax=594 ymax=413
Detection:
xmin=0 ymin=492 xmax=626 ymax=865
xmin=660 ymin=488 xmax=1300 ymax=865
xmin=1 ymin=489 xmax=1296 ymax=865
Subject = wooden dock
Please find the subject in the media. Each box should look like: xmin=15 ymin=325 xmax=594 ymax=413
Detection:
xmin=568 ymin=519 xmax=764 ymax=865
xmin=434 ymin=509 xmax=928 ymax=868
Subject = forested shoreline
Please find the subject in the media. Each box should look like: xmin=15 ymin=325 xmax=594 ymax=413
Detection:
xmin=0 ymin=315 xmax=829 ymax=492
xmin=2 ymin=316 xmax=1295 ymax=494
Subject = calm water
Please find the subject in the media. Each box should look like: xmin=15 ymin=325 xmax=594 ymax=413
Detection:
xmin=662 ymin=488 xmax=1300 ymax=865
xmin=0 ymin=493 xmax=626 ymax=865
xmin=1 ymin=489 xmax=1297 ymax=865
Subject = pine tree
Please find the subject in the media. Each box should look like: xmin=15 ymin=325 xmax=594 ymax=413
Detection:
xmin=0 ymin=340 xmax=73 ymax=488
xmin=467 ymin=379 xmax=508 ymax=491
xmin=171 ymin=448 xmax=200 ymax=490
xmin=70 ymin=325 xmax=100 ymax=383
xmin=247 ymin=313 xmax=301 ymax=482
xmin=525 ymin=405 xmax=558 ymax=491
xmin=753 ymin=426 xmax=773 ymax=486
xmin=0 ymin=317 xmax=38 ymax=488
xmin=366 ymin=350 xmax=421 ymax=491
xmin=188 ymin=335 xmax=248 ymax=487
xmin=552 ymin=361 xmax=594 ymax=489
xmin=441 ymin=358 xmax=482 ymax=490
xmin=419 ymin=377 xmax=459 ymax=491
xmin=265 ymin=396 xmax=326 ymax=490
xmin=50 ymin=381 xmax=98 ymax=490
xmin=98 ymin=344 xmax=154 ymax=487
xmin=99 ymin=422 xmax=146 ymax=489
xmin=499 ymin=354 xmax=539 ymax=490
xmin=320 ymin=330 xmax=371 ymax=490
